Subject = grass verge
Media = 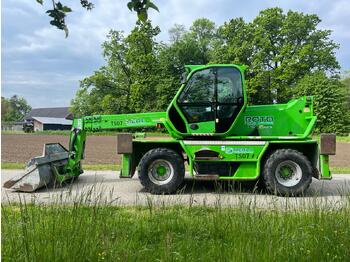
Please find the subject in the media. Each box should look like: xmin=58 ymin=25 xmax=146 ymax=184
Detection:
xmin=2 ymin=201 xmax=350 ymax=261
xmin=1 ymin=162 xmax=25 ymax=169
xmin=331 ymin=167 xmax=350 ymax=174
xmin=336 ymin=136 xmax=350 ymax=142
xmin=83 ymin=164 xmax=119 ymax=171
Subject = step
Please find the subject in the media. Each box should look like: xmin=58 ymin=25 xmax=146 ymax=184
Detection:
xmin=194 ymin=174 xmax=220 ymax=180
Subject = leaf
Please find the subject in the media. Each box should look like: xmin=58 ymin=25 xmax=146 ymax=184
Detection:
xmin=127 ymin=1 xmax=134 ymax=11
xmin=61 ymin=6 xmax=72 ymax=13
xmin=36 ymin=0 xmax=44 ymax=5
xmin=80 ymin=0 xmax=94 ymax=10
xmin=49 ymin=20 xmax=58 ymax=26
xmin=137 ymin=9 xmax=148 ymax=22
xmin=56 ymin=2 xmax=63 ymax=9
xmin=46 ymin=10 xmax=54 ymax=16
xmin=146 ymin=1 xmax=159 ymax=12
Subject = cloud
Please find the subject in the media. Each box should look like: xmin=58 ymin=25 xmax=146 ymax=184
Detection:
xmin=2 ymin=0 xmax=350 ymax=108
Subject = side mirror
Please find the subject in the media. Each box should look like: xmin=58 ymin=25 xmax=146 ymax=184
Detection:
xmin=181 ymin=72 xmax=187 ymax=85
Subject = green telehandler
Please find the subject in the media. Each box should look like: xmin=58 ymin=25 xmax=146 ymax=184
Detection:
xmin=4 ymin=64 xmax=336 ymax=196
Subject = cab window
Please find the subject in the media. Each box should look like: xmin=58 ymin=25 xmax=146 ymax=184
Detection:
xmin=178 ymin=69 xmax=214 ymax=103
xmin=178 ymin=69 xmax=215 ymax=123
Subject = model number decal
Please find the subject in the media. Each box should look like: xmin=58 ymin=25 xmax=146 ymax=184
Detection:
xmin=111 ymin=120 xmax=123 ymax=126
xmin=111 ymin=119 xmax=146 ymax=126
xmin=126 ymin=119 xmax=145 ymax=125
xmin=234 ymin=153 xmax=255 ymax=159
xmin=220 ymin=146 xmax=257 ymax=159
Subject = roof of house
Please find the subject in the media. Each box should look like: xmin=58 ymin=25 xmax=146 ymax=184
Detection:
xmin=25 ymin=107 xmax=73 ymax=120
xmin=32 ymin=117 xmax=72 ymax=125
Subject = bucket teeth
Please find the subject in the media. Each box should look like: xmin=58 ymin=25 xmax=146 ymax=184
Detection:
xmin=3 ymin=179 xmax=18 ymax=189
xmin=3 ymin=143 xmax=69 ymax=192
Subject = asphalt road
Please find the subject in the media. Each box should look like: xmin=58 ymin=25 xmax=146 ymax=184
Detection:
xmin=2 ymin=170 xmax=350 ymax=209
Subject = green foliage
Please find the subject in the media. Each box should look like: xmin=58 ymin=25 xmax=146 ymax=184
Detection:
xmin=166 ymin=18 xmax=216 ymax=66
xmin=35 ymin=0 xmax=158 ymax=37
xmin=341 ymin=74 xmax=350 ymax=110
xmin=71 ymin=22 xmax=163 ymax=115
xmin=2 ymin=203 xmax=350 ymax=261
xmin=36 ymin=0 xmax=93 ymax=37
xmin=212 ymin=8 xmax=340 ymax=104
xmin=45 ymin=2 xmax=72 ymax=37
xmin=127 ymin=0 xmax=159 ymax=22
xmin=155 ymin=19 xmax=217 ymax=109
xmin=1 ymin=95 xmax=31 ymax=122
xmin=295 ymin=72 xmax=350 ymax=134
xmin=126 ymin=22 xmax=162 ymax=112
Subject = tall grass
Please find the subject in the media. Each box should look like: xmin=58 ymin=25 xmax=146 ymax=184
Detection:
xmin=2 ymin=193 xmax=350 ymax=261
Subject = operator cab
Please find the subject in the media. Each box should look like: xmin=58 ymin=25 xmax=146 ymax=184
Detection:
xmin=169 ymin=65 xmax=245 ymax=136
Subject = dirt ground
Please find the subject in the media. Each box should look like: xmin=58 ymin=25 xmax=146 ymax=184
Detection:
xmin=1 ymin=134 xmax=349 ymax=167
xmin=1 ymin=134 xmax=117 ymax=165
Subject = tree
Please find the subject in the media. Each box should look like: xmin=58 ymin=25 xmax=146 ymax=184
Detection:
xmin=341 ymin=72 xmax=350 ymax=109
xmin=35 ymin=0 xmax=158 ymax=37
xmin=168 ymin=24 xmax=186 ymax=42
xmin=1 ymin=97 xmax=10 ymax=121
xmin=1 ymin=95 xmax=32 ymax=122
xmin=126 ymin=22 xmax=162 ymax=112
xmin=164 ymin=19 xmax=216 ymax=67
xmin=155 ymin=19 xmax=217 ymax=108
xmin=213 ymin=8 xmax=340 ymax=104
xmin=295 ymin=72 xmax=349 ymax=134
xmin=71 ymin=21 xmax=162 ymax=115
xmin=189 ymin=18 xmax=216 ymax=64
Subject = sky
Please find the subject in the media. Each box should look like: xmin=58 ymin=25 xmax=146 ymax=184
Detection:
xmin=2 ymin=0 xmax=350 ymax=108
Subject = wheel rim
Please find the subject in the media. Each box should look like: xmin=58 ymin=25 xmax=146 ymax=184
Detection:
xmin=275 ymin=160 xmax=302 ymax=187
xmin=148 ymin=159 xmax=174 ymax=185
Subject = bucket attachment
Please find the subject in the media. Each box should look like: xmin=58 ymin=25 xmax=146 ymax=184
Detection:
xmin=3 ymin=143 xmax=69 ymax=192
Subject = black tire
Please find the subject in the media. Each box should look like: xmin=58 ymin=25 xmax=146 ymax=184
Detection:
xmin=262 ymin=149 xmax=312 ymax=196
xmin=138 ymin=148 xmax=185 ymax=194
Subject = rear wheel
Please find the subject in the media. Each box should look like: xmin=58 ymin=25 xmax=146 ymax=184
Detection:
xmin=262 ymin=149 xmax=312 ymax=196
xmin=138 ymin=148 xmax=185 ymax=194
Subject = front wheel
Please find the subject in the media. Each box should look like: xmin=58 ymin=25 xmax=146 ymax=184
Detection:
xmin=138 ymin=148 xmax=185 ymax=194
xmin=262 ymin=149 xmax=312 ymax=196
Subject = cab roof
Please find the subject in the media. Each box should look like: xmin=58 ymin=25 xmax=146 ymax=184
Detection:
xmin=184 ymin=64 xmax=248 ymax=73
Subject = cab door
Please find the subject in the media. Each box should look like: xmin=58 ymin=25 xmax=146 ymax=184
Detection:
xmin=177 ymin=68 xmax=216 ymax=134
xmin=177 ymin=67 xmax=244 ymax=135
xmin=215 ymin=67 xmax=244 ymax=133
